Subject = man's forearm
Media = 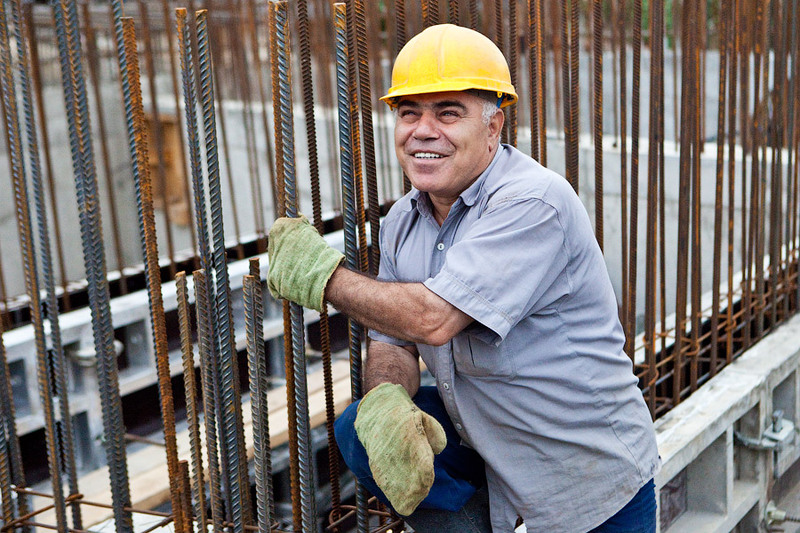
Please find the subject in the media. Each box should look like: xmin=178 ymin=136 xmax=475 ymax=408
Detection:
xmin=364 ymin=341 xmax=421 ymax=396
xmin=324 ymin=266 xmax=472 ymax=346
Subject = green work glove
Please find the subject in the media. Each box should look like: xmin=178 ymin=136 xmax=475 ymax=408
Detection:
xmin=354 ymin=383 xmax=447 ymax=516
xmin=267 ymin=215 xmax=344 ymax=311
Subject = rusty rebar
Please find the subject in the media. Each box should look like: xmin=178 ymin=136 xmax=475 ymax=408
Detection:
xmin=710 ymin=0 xmax=731 ymax=378
xmin=136 ymin=2 xmax=178 ymax=278
xmin=592 ymin=0 xmax=603 ymax=250
xmin=298 ymin=0 xmax=343 ymax=521
xmin=175 ymin=271 xmax=208 ymax=533
xmin=508 ymin=0 xmax=518 ymax=148
xmin=119 ymin=16 xmax=185 ymax=533
xmin=353 ymin=0 xmax=381 ymax=275
xmin=268 ymin=6 xmax=301 ymax=530
xmin=271 ymin=4 xmax=318 ymax=532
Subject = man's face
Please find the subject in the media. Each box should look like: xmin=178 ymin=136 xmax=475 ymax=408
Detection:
xmin=394 ymin=91 xmax=503 ymax=206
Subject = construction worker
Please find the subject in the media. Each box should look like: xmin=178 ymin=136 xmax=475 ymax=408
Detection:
xmin=267 ymin=23 xmax=661 ymax=533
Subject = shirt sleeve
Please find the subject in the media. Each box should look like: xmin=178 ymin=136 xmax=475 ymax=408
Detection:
xmin=424 ymin=197 xmax=570 ymax=344
xmin=367 ymin=220 xmax=416 ymax=347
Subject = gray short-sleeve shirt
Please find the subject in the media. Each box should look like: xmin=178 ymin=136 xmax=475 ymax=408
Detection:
xmin=370 ymin=145 xmax=661 ymax=532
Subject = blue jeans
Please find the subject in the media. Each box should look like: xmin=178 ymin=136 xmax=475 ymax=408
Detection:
xmin=588 ymin=479 xmax=656 ymax=533
xmin=335 ymin=386 xmax=656 ymax=533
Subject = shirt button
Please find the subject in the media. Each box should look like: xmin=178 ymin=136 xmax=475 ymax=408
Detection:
xmin=455 ymin=423 xmax=463 ymax=431
xmin=436 ymin=242 xmax=445 ymax=251
xmin=442 ymin=382 xmax=450 ymax=390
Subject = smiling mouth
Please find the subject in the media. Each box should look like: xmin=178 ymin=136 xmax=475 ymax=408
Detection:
xmin=413 ymin=152 xmax=444 ymax=159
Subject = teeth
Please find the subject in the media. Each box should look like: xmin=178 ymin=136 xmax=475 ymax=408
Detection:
xmin=414 ymin=152 xmax=443 ymax=159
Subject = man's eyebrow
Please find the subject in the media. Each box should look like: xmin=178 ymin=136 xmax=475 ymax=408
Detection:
xmin=432 ymin=101 xmax=468 ymax=111
xmin=395 ymin=99 xmax=468 ymax=112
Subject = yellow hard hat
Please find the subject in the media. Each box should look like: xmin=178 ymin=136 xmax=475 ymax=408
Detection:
xmin=381 ymin=24 xmax=518 ymax=108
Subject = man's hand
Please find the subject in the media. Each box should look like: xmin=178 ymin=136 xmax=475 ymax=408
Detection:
xmin=354 ymin=383 xmax=447 ymax=516
xmin=267 ymin=215 xmax=344 ymax=311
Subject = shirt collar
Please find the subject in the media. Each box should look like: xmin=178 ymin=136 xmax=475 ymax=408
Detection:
xmin=408 ymin=144 xmax=506 ymax=214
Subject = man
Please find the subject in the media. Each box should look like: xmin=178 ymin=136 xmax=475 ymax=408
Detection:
xmin=267 ymin=24 xmax=660 ymax=532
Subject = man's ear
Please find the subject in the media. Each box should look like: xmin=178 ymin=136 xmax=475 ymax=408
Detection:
xmin=488 ymin=109 xmax=505 ymax=143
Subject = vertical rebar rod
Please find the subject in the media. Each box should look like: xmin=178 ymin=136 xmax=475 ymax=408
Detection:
xmin=267 ymin=8 xmax=302 ymax=532
xmin=643 ymin=0 xmax=661 ymax=416
xmin=120 ymin=17 xmax=185 ymax=532
xmin=468 ymin=0 xmax=478 ymax=30
xmin=176 ymin=271 xmax=208 ymax=533
xmin=560 ymin=0 xmax=578 ymax=191
xmin=192 ymin=268 xmax=224 ymax=532
xmin=528 ymin=0 xmax=541 ymax=160
xmin=569 ymin=0 xmax=579 ymax=190
xmin=353 ymin=0 xmax=381 ymax=275
xmin=628 ymin=0 xmax=642 ymax=366
xmin=726 ymin=0 xmax=739 ymax=366
xmin=422 ymin=0 xmax=439 ymax=27
xmin=334 ymin=6 xmax=369 ymax=532
xmin=271 ymin=4 xmax=318 ymax=531
xmin=538 ymin=0 xmax=547 ymax=165
xmin=13 ymin=0 xmax=80 ymax=526
xmin=243 ymin=0 xmax=278 ymax=223
xmin=298 ymin=0 xmax=343 ymax=521
xmin=84 ymin=6 xmax=127 ymax=294
xmin=243 ymin=264 xmax=275 ymax=533
xmin=0 ymin=6 xmax=70 ymax=527
xmin=25 ymin=5 xmax=71 ymax=302
xmin=449 ymin=0 xmax=459 ymax=23
xmin=0 ymin=305 xmax=26 ymax=527
xmin=137 ymin=2 xmax=178 ymax=278
xmin=592 ymin=0 xmax=603 ymax=249
xmin=395 ymin=0 xmax=412 ymax=196
xmin=197 ymin=9 xmax=249 ymax=531
xmin=52 ymin=0 xmax=132 ymax=528
xmin=161 ymin=0 xmax=198 ymax=265
xmin=673 ymin=0 xmax=696 ymax=405
xmin=689 ymin=0 xmax=703 ymax=393
xmin=250 ymin=260 xmax=276 ymax=526
xmin=508 ymin=0 xmax=518 ymax=147
xmin=710 ymin=0 xmax=730 ymax=377
xmin=618 ymin=0 xmax=630 ymax=357
xmin=345 ymin=0 xmax=369 ymax=274
xmin=176 ymin=16 xmax=226 ymax=522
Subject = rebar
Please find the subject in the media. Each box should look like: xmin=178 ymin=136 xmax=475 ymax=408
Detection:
xmin=175 ymin=271 xmax=208 ymax=533
xmin=334 ymin=5 xmax=368 ymax=532
xmin=298 ymin=0 xmax=343 ymax=522
xmin=0 ymin=312 xmax=26 ymax=528
xmin=0 ymin=4 xmax=70 ymax=527
xmin=592 ymin=0 xmax=603 ymax=250
xmin=14 ymin=0 xmax=80 ymax=526
xmin=119 ymin=16 xmax=186 ymax=533
xmin=52 ymin=0 xmax=132 ymax=528
xmin=243 ymin=264 xmax=275 ymax=533
xmin=197 ymin=9 xmax=249 ymax=531
xmin=271 ymin=3 xmax=318 ymax=531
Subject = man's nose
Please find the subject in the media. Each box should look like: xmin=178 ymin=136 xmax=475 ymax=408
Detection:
xmin=412 ymin=111 xmax=439 ymax=139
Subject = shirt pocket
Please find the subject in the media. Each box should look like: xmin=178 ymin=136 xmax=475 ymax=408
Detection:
xmin=452 ymin=333 xmax=516 ymax=379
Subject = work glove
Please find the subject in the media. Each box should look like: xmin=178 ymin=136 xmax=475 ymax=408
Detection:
xmin=267 ymin=215 xmax=344 ymax=311
xmin=354 ymin=383 xmax=447 ymax=516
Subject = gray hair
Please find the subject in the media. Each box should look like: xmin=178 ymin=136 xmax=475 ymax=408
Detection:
xmin=481 ymin=100 xmax=500 ymax=125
